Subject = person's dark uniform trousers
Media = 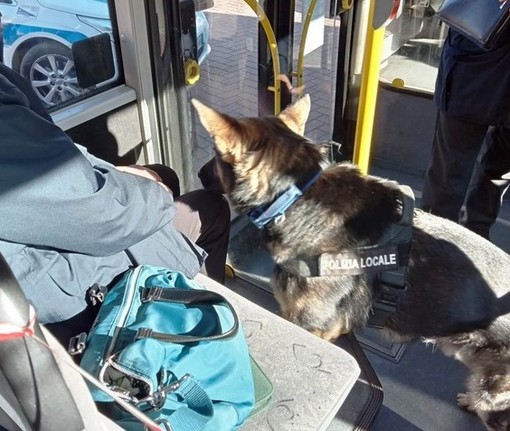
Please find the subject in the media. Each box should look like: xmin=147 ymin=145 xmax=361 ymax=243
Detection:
xmin=421 ymin=25 xmax=510 ymax=240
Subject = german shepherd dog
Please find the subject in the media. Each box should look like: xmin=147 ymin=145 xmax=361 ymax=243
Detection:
xmin=192 ymin=95 xmax=510 ymax=431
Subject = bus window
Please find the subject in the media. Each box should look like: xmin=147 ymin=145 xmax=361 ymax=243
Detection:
xmin=0 ymin=0 xmax=212 ymax=114
xmin=380 ymin=0 xmax=446 ymax=93
xmin=0 ymin=10 xmax=3 ymax=63
xmin=0 ymin=0 xmax=122 ymax=110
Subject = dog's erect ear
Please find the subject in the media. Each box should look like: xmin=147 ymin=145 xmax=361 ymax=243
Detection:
xmin=277 ymin=94 xmax=311 ymax=136
xmin=191 ymin=99 xmax=241 ymax=160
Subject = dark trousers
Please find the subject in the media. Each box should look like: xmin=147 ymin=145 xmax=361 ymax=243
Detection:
xmin=146 ymin=163 xmax=230 ymax=283
xmin=422 ymin=111 xmax=488 ymax=220
xmin=460 ymin=127 xmax=510 ymax=238
xmin=174 ymin=190 xmax=230 ymax=283
xmin=421 ymin=110 xmax=510 ymax=239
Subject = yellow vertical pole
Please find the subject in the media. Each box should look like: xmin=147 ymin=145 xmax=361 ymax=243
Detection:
xmin=295 ymin=0 xmax=318 ymax=89
xmin=352 ymin=0 xmax=385 ymax=174
xmin=244 ymin=0 xmax=282 ymax=114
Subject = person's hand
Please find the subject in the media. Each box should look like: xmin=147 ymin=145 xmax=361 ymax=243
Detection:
xmin=116 ymin=165 xmax=162 ymax=181
xmin=116 ymin=165 xmax=172 ymax=194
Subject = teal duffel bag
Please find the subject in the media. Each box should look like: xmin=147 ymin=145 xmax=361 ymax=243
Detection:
xmin=79 ymin=265 xmax=255 ymax=431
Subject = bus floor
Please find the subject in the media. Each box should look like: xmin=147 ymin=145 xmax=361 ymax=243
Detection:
xmin=224 ymin=164 xmax=509 ymax=431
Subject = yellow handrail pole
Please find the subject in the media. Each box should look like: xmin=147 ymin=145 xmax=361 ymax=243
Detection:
xmin=294 ymin=0 xmax=318 ymax=89
xmin=244 ymin=0 xmax=282 ymax=114
xmin=352 ymin=0 xmax=385 ymax=174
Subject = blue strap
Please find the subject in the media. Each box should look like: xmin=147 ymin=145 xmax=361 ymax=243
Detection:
xmin=248 ymin=184 xmax=304 ymax=229
xmin=248 ymin=170 xmax=322 ymax=229
xmin=169 ymin=375 xmax=214 ymax=431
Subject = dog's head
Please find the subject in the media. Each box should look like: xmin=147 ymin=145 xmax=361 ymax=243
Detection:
xmin=192 ymin=95 xmax=327 ymax=212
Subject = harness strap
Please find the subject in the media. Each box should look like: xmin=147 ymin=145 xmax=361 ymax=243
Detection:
xmin=368 ymin=282 xmax=409 ymax=329
xmin=369 ymin=184 xmax=414 ymax=328
xmin=279 ymin=242 xmax=409 ymax=277
xmin=376 ymin=184 xmax=413 ymax=288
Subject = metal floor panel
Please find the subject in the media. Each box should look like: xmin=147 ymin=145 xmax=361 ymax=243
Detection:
xmin=368 ymin=340 xmax=485 ymax=431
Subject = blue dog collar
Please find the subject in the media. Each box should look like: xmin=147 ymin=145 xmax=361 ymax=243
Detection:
xmin=248 ymin=170 xmax=322 ymax=229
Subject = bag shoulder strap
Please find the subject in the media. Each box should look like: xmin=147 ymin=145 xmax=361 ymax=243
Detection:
xmin=135 ymin=287 xmax=239 ymax=344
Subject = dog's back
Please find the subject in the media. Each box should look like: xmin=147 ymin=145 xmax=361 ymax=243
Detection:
xmin=393 ymin=210 xmax=510 ymax=340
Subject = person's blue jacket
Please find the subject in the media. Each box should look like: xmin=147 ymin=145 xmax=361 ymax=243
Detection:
xmin=434 ymin=27 xmax=510 ymax=127
xmin=0 ymin=65 xmax=205 ymax=324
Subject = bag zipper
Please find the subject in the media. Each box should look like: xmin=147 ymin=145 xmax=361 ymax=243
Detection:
xmin=104 ymin=265 xmax=144 ymax=359
xmin=99 ymin=356 xmax=155 ymax=404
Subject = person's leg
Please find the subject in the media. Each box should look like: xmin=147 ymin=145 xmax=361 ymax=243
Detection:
xmin=141 ymin=164 xmax=230 ymax=282
xmin=460 ymin=126 xmax=510 ymax=239
xmin=144 ymin=163 xmax=181 ymax=197
xmin=421 ymin=111 xmax=488 ymax=221
xmin=173 ymin=190 xmax=230 ymax=283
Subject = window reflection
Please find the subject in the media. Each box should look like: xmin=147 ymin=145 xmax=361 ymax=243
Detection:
xmin=380 ymin=0 xmax=446 ymax=93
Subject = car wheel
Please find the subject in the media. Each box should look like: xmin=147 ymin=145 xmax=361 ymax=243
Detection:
xmin=20 ymin=41 xmax=84 ymax=108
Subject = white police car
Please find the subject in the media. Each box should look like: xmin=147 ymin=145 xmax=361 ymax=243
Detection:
xmin=0 ymin=0 xmax=211 ymax=108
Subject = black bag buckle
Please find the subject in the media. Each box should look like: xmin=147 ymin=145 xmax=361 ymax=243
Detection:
xmin=141 ymin=286 xmax=163 ymax=302
xmin=368 ymin=298 xmax=398 ymax=329
xmin=368 ymin=283 xmax=407 ymax=329
xmin=68 ymin=332 xmax=87 ymax=355
xmin=88 ymin=283 xmax=108 ymax=306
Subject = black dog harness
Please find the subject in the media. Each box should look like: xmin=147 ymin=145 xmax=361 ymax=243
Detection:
xmin=248 ymin=176 xmax=415 ymax=328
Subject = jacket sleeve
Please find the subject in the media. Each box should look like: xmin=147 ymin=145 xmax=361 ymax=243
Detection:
xmin=0 ymin=75 xmax=176 ymax=256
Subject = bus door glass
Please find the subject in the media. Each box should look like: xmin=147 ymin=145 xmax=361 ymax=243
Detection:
xmin=187 ymin=0 xmax=344 ymax=190
xmin=0 ymin=0 xmax=122 ymax=110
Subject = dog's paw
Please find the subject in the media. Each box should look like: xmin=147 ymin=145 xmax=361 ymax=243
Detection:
xmin=309 ymin=326 xmax=350 ymax=342
xmin=457 ymin=393 xmax=474 ymax=412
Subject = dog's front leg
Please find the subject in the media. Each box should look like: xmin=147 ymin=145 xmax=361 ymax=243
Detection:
xmin=272 ymin=270 xmax=354 ymax=341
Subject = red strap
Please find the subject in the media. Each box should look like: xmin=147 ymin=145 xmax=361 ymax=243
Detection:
xmin=0 ymin=305 xmax=36 ymax=342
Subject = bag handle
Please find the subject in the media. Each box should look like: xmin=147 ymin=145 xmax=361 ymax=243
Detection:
xmin=135 ymin=287 xmax=239 ymax=344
